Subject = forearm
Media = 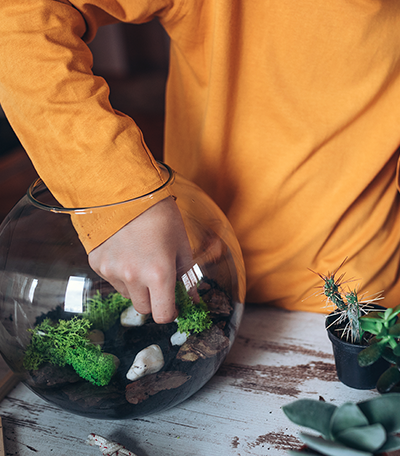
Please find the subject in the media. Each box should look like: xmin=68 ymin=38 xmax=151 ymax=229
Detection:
xmin=0 ymin=0 xmax=167 ymax=251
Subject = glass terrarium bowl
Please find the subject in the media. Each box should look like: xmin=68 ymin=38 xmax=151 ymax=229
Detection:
xmin=0 ymin=163 xmax=245 ymax=420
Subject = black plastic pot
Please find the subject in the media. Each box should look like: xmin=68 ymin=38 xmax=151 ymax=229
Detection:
xmin=326 ymin=311 xmax=390 ymax=390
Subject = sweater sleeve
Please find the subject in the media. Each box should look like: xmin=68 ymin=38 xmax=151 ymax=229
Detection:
xmin=0 ymin=0 xmax=179 ymax=252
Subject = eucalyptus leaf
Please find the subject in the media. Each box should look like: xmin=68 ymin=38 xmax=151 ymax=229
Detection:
xmin=379 ymin=435 xmax=400 ymax=452
xmin=358 ymin=393 xmax=400 ymax=433
xmin=358 ymin=343 xmax=385 ymax=367
xmin=299 ymin=433 xmax=372 ymax=456
xmin=335 ymin=424 xmax=386 ymax=452
xmin=282 ymin=400 xmax=336 ymax=438
xmin=330 ymin=403 xmax=368 ymax=436
xmin=376 ymin=367 xmax=400 ymax=394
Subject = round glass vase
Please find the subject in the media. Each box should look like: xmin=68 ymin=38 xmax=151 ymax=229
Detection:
xmin=0 ymin=163 xmax=245 ymax=419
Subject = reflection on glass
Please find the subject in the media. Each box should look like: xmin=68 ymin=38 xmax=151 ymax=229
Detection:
xmin=28 ymin=279 xmax=38 ymax=303
xmin=181 ymin=263 xmax=203 ymax=290
xmin=64 ymin=276 xmax=86 ymax=313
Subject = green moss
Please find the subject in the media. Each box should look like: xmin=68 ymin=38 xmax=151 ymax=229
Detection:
xmin=83 ymin=291 xmax=132 ymax=331
xmin=175 ymin=281 xmax=212 ymax=335
xmin=23 ymin=316 xmax=116 ymax=386
xmin=65 ymin=345 xmax=116 ymax=386
xmin=24 ymin=317 xmax=92 ymax=370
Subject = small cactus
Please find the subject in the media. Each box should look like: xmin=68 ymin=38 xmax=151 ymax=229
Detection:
xmin=313 ymin=260 xmax=384 ymax=344
xmin=283 ymin=395 xmax=400 ymax=455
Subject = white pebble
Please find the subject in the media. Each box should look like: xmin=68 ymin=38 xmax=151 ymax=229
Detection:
xmin=126 ymin=344 xmax=164 ymax=381
xmin=170 ymin=331 xmax=188 ymax=346
xmin=120 ymin=306 xmax=149 ymax=327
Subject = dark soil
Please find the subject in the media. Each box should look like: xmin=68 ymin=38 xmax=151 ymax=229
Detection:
xmin=24 ymin=278 xmax=238 ymax=419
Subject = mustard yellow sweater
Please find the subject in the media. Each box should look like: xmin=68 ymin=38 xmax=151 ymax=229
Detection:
xmin=1 ymin=0 xmax=400 ymax=311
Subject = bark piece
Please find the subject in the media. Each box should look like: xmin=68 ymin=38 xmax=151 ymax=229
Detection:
xmin=125 ymin=371 xmax=190 ymax=405
xmin=27 ymin=363 xmax=80 ymax=388
xmin=202 ymin=289 xmax=232 ymax=317
xmin=176 ymin=325 xmax=230 ymax=362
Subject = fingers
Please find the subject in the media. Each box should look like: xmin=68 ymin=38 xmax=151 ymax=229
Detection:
xmin=88 ymin=197 xmax=193 ymax=325
xmin=90 ymin=251 xmax=178 ymax=323
xmin=146 ymin=268 xmax=179 ymax=324
xmin=125 ymin=285 xmax=152 ymax=316
xmin=89 ymin=256 xmax=157 ymax=318
xmin=122 ymin=261 xmax=178 ymax=323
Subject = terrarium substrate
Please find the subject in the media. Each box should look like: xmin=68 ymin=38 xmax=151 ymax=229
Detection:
xmin=22 ymin=279 xmax=236 ymax=419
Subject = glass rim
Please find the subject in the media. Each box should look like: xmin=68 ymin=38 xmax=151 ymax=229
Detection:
xmin=27 ymin=161 xmax=174 ymax=214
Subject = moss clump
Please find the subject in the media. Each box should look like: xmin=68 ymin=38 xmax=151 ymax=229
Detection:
xmin=23 ymin=316 xmax=116 ymax=386
xmin=65 ymin=344 xmax=116 ymax=387
xmin=175 ymin=282 xmax=212 ymax=336
xmin=83 ymin=291 xmax=132 ymax=331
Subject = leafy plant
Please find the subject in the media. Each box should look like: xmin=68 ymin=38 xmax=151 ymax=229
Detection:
xmin=358 ymin=304 xmax=400 ymax=393
xmin=175 ymin=281 xmax=212 ymax=336
xmin=283 ymin=395 xmax=400 ymax=455
xmin=23 ymin=316 xmax=116 ymax=386
xmin=83 ymin=291 xmax=132 ymax=331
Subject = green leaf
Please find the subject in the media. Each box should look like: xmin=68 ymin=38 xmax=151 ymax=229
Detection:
xmin=376 ymin=329 xmax=389 ymax=340
xmin=330 ymin=403 xmax=368 ymax=437
xmin=376 ymin=367 xmax=400 ymax=394
xmin=384 ymin=307 xmax=394 ymax=320
xmin=379 ymin=435 xmax=400 ymax=452
xmin=358 ymin=343 xmax=385 ymax=367
xmin=382 ymin=347 xmax=399 ymax=364
xmin=363 ymin=311 xmax=385 ymax=320
xmin=335 ymin=424 xmax=386 ymax=452
xmin=299 ymin=433 xmax=373 ymax=456
xmin=282 ymin=399 xmax=336 ymax=438
xmin=388 ymin=324 xmax=400 ymax=337
xmin=390 ymin=304 xmax=400 ymax=318
xmin=394 ymin=344 xmax=400 ymax=357
xmin=359 ymin=318 xmax=380 ymax=334
xmin=358 ymin=393 xmax=400 ymax=433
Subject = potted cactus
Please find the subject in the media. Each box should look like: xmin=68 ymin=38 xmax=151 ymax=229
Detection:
xmin=316 ymin=263 xmax=390 ymax=389
xmin=283 ymin=394 xmax=400 ymax=455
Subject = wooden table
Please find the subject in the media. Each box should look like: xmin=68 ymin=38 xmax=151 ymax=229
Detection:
xmin=0 ymin=305 xmax=379 ymax=456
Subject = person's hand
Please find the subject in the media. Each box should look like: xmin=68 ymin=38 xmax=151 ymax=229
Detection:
xmin=88 ymin=197 xmax=193 ymax=324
